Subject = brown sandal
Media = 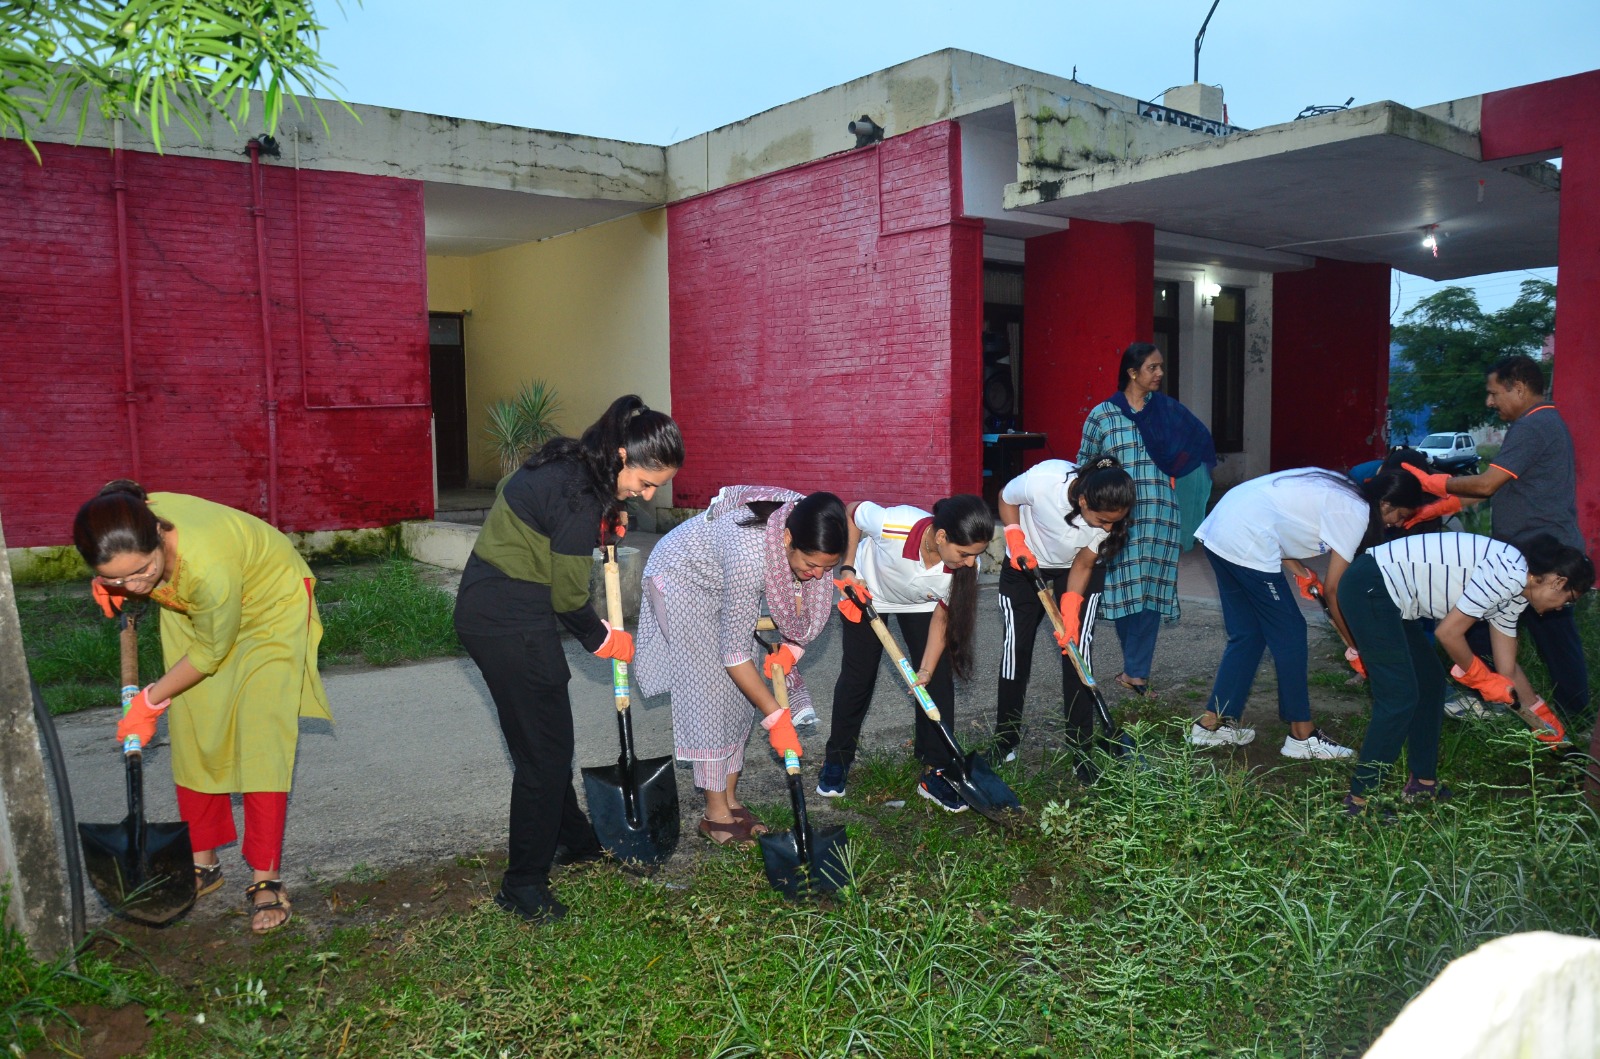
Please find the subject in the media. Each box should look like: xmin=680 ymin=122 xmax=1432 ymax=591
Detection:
xmin=194 ymin=862 xmax=224 ymax=897
xmin=728 ymin=806 xmax=770 ymax=836
xmin=1115 ymin=674 xmax=1149 ymax=696
xmin=697 ymin=816 xmax=755 ymax=846
xmin=244 ymin=880 xmax=292 ymax=934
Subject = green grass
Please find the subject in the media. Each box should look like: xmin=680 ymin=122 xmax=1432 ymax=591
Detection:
xmin=15 ymin=555 xmax=461 ymax=714
xmin=7 ymin=719 xmax=1597 ymax=1057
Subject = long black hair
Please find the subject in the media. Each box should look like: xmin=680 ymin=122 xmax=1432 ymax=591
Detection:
xmin=529 ymin=394 xmax=683 ymax=517
xmin=73 ymin=480 xmax=173 ymax=567
xmin=930 ymin=494 xmax=995 ymax=681
xmin=1066 ymin=455 xmax=1136 ymax=562
xmin=1277 ymin=469 xmax=1424 ymax=553
xmin=1519 ymin=533 xmax=1595 ymax=593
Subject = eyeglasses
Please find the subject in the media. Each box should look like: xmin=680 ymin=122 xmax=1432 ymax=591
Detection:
xmin=95 ymin=552 xmax=161 ymax=587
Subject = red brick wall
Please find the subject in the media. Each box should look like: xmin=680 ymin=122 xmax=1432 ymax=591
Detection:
xmin=1022 ymin=221 xmax=1155 ymax=465
xmin=1271 ymin=257 xmax=1391 ymax=472
xmin=0 ymin=140 xmax=432 ymax=547
xmin=666 ymin=122 xmax=983 ymax=508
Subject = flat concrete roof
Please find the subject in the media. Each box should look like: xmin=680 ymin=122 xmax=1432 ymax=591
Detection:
xmin=1004 ymin=101 xmax=1560 ymax=281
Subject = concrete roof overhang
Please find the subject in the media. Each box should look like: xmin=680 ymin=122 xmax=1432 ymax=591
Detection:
xmin=1003 ymin=101 xmax=1560 ymax=280
xmin=422 ymin=183 xmax=654 ymax=255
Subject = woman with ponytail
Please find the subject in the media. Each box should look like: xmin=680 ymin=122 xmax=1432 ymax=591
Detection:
xmin=819 ymin=495 xmax=994 ymax=811
xmin=72 ymin=481 xmax=332 ymax=934
xmin=454 ymin=395 xmax=682 ymax=923
xmin=995 ymin=456 xmax=1136 ymax=777
xmin=634 ymin=488 xmax=846 ymax=845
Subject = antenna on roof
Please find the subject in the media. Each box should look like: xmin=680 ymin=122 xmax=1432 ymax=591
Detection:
xmin=1194 ymin=0 xmax=1222 ymax=83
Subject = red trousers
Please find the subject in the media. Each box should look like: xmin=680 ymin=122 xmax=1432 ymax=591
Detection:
xmin=174 ymin=787 xmax=288 ymax=872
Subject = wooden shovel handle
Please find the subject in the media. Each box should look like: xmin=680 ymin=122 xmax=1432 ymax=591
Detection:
xmin=119 ymin=611 xmax=139 ymax=696
xmin=862 ymin=612 xmax=942 ymax=724
xmin=604 ymin=546 xmax=630 ymax=713
xmin=753 ymin=618 xmax=791 ymax=712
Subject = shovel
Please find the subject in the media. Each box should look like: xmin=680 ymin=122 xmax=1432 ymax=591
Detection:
xmin=1018 ymin=558 xmax=1136 ymax=757
xmin=838 ymin=586 xmax=1022 ymax=824
xmin=753 ymin=622 xmax=848 ymax=898
xmin=77 ymin=609 xmax=196 ymax=925
xmin=581 ymin=545 xmax=680 ymax=867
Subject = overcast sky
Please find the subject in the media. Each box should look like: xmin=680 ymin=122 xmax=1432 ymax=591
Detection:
xmin=316 ymin=0 xmax=1592 ymax=317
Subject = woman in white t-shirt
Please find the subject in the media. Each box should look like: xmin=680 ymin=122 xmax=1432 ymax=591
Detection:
xmin=995 ymin=456 xmax=1135 ymax=777
xmin=1190 ymin=469 xmax=1423 ymax=759
xmin=822 ymin=495 xmax=994 ymax=811
xmin=1339 ymin=532 xmax=1590 ymax=814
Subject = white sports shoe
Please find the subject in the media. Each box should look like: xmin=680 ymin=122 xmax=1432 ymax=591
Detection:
xmin=1281 ymin=729 xmax=1354 ymax=760
xmin=1187 ymin=718 xmax=1257 ymax=747
xmin=792 ymin=705 xmax=818 ymax=728
xmin=1443 ymin=692 xmax=1493 ymax=720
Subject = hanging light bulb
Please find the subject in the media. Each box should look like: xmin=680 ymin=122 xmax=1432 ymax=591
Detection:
xmin=1420 ymin=224 xmax=1440 ymax=258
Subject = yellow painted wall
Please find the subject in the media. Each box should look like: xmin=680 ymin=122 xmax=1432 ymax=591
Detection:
xmin=432 ymin=209 xmax=671 ymax=488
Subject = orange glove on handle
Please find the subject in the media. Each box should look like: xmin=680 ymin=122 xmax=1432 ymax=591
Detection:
xmin=1399 ymin=461 xmax=1451 ymax=498
xmin=762 ymin=643 xmax=804 ymax=679
xmin=1004 ymin=524 xmax=1037 ymax=572
xmin=593 ymin=622 xmax=635 ymax=663
xmin=91 ymin=580 xmax=128 ymax=619
xmin=1450 ymin=657 xmax=1514 ymax=704
xmin=762 ymin=708 xmax=802 ymax=759
xmin=833 ymin=578 xmax=872 ymax=623
xmin=601 ymin=513 xmax=627 ymax=542
xmin=115 ymin=686 xmax=170 ymax=748
xmin=1344 ymin=647 xmax=1367 ymax=678
xmin=1294 ymin=571 xmax=1323 ymax=603
xmin=1403 ymin=494 xmax=1463 ymax=529
xmin=1528 ymin=697 xmax=1566 ymax=744
xmin=1059 ymin=591 xmax=1084 ymax=649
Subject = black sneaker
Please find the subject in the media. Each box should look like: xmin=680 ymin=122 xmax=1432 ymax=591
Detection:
xmin=494 ymin=882 xmax=568 ymax=923
xmin=552 ymin=843 xmax=606 ymax=867
xmin=917 ymin=769 xmax=969 ymax=813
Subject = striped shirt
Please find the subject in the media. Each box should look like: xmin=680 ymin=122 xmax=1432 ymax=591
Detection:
xmin=851 ymin=502 xmax=961 ymax=614
xmin=1367 ymin=533 xmax=1528 ymax=635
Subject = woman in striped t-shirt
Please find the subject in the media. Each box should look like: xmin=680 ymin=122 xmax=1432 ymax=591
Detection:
xmin=1337 ymin=532 xmax=1592 ymax=814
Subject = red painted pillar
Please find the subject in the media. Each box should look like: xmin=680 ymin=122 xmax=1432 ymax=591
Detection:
xmin=1022 ymin=220 xmax=1154 ymax=461
xmin=1271 ymin=258 xmax=1391 ymax=472
xmin=1482 ymin=69 xmax=1600 ymax=554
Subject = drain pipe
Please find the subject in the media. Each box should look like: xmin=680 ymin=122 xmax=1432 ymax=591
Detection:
xmin=246 ymin=136 xmax=280 ymax=526
xmin=112 ymin=121 xmax=142 ymax=480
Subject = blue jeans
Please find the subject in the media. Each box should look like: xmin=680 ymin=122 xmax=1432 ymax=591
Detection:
xmin=1202 ymin=548 xmax=1311 ymax=723
xmin=1114 ymin=608 xmax=1160 ymax=681
xmin=1339 ymin=554 xmax=1445 ymax=796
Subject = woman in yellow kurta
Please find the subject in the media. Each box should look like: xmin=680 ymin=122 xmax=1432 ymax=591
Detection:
xmin=73 ymin=481 xmax=330 ymax=933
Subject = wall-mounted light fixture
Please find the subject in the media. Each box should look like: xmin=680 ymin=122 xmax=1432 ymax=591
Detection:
xmin=849 ymin=115 xmax=884 ymax=147
xmin=1200 ymin=280 xmax=1222 ymax=307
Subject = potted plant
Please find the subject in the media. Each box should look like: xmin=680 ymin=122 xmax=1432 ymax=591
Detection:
xmin=484 ymin=380 xmax=563 ymax=477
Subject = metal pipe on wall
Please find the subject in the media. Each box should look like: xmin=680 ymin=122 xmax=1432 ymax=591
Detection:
xmin=246 ymin=138 xmax=280 ymax=526
xmin=112 ymin=121 xmax=142 ymax=480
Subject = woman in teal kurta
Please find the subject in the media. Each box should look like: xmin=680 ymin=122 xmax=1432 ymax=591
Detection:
xmin=74 ymin=482 xmax=330 ymax=933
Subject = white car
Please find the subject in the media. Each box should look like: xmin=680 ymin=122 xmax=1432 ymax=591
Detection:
xmin=1414 ymin=432 xmax=1481 ymax=475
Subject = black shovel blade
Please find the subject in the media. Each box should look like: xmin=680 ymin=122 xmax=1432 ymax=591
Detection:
xmin=582 ymin=755 xmax=680 ymax=867
xmin=78 ymin=818 xmax=195 ymax=925
xmin=758 ymin=824 xmax=849 ymax=900
xmin=947 ymin=751 xmax=1023 ymax=824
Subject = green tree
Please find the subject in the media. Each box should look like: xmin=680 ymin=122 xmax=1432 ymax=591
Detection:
xmin=1390 ymin=279 xmax=1555 ymax=432
xmin=1 ymin=0 xmax=351 ymax=157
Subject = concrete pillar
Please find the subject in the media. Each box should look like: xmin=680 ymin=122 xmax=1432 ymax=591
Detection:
xmin=1022 ymin=220 xmax=1155 ymax=462
xmin=0 ymin=510 xmax=74 ymax=959
xmin=1270 ymin=257 xmax=1390 ymax=471
xmin=1481 ymin=69 xmax=1600 ymax=556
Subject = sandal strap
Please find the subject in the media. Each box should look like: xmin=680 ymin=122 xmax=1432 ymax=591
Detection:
xmin=244 ymin=879 xmax=284 ymax=899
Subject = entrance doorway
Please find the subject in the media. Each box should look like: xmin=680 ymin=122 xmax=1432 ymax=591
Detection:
xmin=429 ymin=313 xmax=469 ymax=490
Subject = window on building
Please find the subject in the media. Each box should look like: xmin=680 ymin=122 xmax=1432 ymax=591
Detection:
xmin=1210 ymin=287 xmax=1246 ymax=453
xmin=1153 ymin=281 xmax=1181 ymax=400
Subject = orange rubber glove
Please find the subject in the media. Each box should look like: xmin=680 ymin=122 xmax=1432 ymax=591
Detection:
xmin=762 ymin=643 xmax=802 ymax=679
xmin=1450 ymin=657 xmax=1514 ymax=704
xmin=1399 ymin=461 xmax=1451 ymax=498
xmin=115 ymin=685 xmax=170 ymax=748
xmin=1004 ymin=524 xmax=1037 ymax=572
xmin=834 ymin=578 xmax=872 ymax=623
xmin=1294 ymin=570 xmax=1323 ymax=603
xmin=601 ymin=512 xmax=628 ymax=543
xmin=762 ymin=709 xmax=802 ymax=759
xmin=1058 ymin=591 xmax=1084 ymax=649
xmin=1403 ymin=494 xmax=1463 ymax=529
xmin=593 ymin=622 xmax=635 ymax=662
xmin=1344 ymin=647 xmax=1367 ymax=678
xmin=91 ymin=580 xmax=129 ymax=619
xmin=1527 ymin=697 xmax=1566 ymax=744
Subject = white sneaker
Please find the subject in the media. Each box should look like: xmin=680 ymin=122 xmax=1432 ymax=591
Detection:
xmin=1187 ymin=718 xmax=1256 ymax=747
xmin=792 ymin=705 xmax=818 ymax=728
xmin=1281 ymin=729 xmax=1354 ymax=760
xmin=1443 ymin=692 xmax=1492 ymax=720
